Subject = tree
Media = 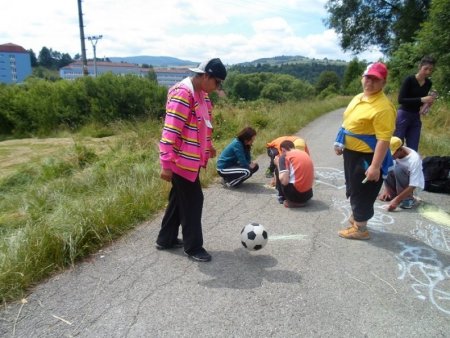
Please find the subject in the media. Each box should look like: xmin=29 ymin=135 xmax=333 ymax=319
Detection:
xmin=324 ymin=0 xmax=431 ymax=55
xmin=145 ymin=65 xmax=158 ymax=83
xmin=38 ymin=47 xmax=53 ymax=68
xmin=342 ymin=58 xmax=365 ymax=93
xmin=315 ymin=71 xmax=340 ymax=94
xmin=28 ymin=49 xmax=38 ymax=67
xmin=261 ymin=83 xmax=284 ymax=102
xmin=415 ymin=0 xmax=450 ymax=93
xmin=57 ymin=53 xmax=73 ymax=69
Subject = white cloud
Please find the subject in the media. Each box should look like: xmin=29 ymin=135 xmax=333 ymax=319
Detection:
xmin=1 ymin=0 xmax=383 ymax=64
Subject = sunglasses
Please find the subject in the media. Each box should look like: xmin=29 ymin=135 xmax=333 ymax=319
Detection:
xmin=210 ymin=75 xmax=223 ymax=88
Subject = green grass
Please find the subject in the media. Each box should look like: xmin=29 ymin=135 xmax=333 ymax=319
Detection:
xmin=6 ymin=94 xmax=436 ymax=303
xmin=419 ymin=99 xmax=450 ymax=156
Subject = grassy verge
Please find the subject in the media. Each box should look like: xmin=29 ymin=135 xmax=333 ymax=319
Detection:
xmin=419 ymin=99 xmax=450 ymax=156
xmin=0 ymin=96 xmax=358 ymax=303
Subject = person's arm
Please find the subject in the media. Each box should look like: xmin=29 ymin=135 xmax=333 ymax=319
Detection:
xmin=398 ymin=76 xmax=434 ymax=105
xmin=233 ymin=141 xmax=251 ymax=168
xmin=278 ymin=154 xmax=290 ymax=185
xmin=388 ymin=186 xmax=415 ymax=211
xmin=159 ymin=88 xmax=191 ymax=181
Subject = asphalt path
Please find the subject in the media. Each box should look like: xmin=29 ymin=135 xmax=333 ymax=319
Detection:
xmin=1 ymin=109 xmax=449 ymax=337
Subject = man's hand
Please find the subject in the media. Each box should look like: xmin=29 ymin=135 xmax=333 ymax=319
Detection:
xmin=160 ymin=168 xmax=172 ymax=182
xmin=365 ymin=164 xmax=381 ymax=182
xmin=378 ymin=192 xmax=392 ymax=202
xmin=388 ymin=199 xmax=399 ymax=212
xmin=334 ymin=146 xmax=343 ymax=156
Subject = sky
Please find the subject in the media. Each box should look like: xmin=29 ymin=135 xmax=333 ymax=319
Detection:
xmin=1 ymin=0 xmax=384 ymax=65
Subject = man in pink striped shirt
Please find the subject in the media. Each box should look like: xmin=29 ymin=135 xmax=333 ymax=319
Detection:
xmin=156 ymin=58 xmax=227 ymax=262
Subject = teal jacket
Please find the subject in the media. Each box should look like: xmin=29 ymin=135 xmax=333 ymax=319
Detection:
xmin=217 ymin=138 xmax=251 ymax=170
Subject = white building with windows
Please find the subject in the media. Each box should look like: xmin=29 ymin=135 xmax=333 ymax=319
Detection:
xmin=59 ymin=61 xmax=191 ymax=87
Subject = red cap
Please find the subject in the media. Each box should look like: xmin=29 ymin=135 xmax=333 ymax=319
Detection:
xmin=363 ymin=62 xmax=388 ymax=80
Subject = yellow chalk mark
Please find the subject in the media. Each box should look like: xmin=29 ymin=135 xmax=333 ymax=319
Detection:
xmin=418 ymin=203 xmax=450 ymax=227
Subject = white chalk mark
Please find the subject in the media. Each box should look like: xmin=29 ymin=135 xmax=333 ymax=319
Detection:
xmin=346 ymin=272 xmax=368 ymax=286
xmin=270 ymin=234 xmax=308 ymax=241
xmin=51 ymin=314 xmax=72 ymax=325
xmin=371 ymin=272 xmax=398 ymax=294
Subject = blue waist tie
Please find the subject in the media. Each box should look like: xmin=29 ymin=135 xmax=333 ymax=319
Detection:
xmin=334 ymin=127 xmax=393 ymax=178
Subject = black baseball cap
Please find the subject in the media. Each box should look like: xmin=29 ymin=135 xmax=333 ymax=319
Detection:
xmin=189 ymin=58 xmax=227 ymax=80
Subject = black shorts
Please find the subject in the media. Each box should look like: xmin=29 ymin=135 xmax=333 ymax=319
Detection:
xmin=281 ymin=184 xmax=313 ymax=203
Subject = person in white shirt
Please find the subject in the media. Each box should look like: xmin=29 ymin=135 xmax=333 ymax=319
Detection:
xmin=378 ymin=136 xmax=424 ymax=210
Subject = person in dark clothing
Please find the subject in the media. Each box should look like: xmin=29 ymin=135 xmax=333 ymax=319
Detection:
xmin=217 ymin=127 xmax=259 ymax=187
xmin=394 ymin=56 xmax=436 ymax=151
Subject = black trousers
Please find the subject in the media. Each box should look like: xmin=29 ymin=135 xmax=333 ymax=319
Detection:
xmin=343 ymin=149 xmax=383 ymax=222
xmin=267 ymin=147 xmax=279 ymax=173
xmin=275 ymin=167 xmax=313 ymax=203
xmin=157 ymin=173 xmax=204 ymax=255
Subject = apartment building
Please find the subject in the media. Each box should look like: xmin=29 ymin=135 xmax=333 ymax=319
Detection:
xmin=0 ymin=43 xmax=32 ymax=84
xmin=60 ymin=61 xmax=191 ymax=87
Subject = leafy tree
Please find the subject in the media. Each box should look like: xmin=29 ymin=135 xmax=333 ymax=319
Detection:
xmin=28 ymin=49 xmax=38 ymax=67
xmin=261 ymin=83 xmax=284 ymax=102
xmin=415 ymin=0 xmax=450 ymax=94
xmin=315 ymin=71 xmax=340 ymax=94
xmin=37 ymin=47 xmax=73 ymax=70
xmin=38 ymin=47 xmax=53 ymax=68
xmin=386 ymin=42 xmax=420 ymax=89
xmin=145 ymin=65 xmax=158 ymax=83
xmin=342 ymin=58 xmax=366 ymax=93
xmin=324 ymin=0 xmax=431 ymax=55
xmin=57 ymin=53 xmax=73 ymax=69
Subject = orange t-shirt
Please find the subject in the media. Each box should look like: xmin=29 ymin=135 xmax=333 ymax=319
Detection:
xmin=279 ymin=149 xmax=314 ymax=192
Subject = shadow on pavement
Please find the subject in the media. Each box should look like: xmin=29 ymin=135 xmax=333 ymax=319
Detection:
xmin=196 ymin=249 xmax=302 ymax=289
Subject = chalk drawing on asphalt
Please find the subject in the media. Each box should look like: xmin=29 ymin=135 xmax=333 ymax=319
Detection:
xmin=331 ymin=197 xmax=393 ymax=232
xmin=412 ymin=221 xmax=450 ymax=252
xmin=315 ymin=167 xmax=346 ymax=190
xmin=418 ymin=202 xmax=450 ymax=228
xmin=396 ymin=241 xmax=450 ymax=315
xmin=324 ymin=165 xmax=450 ymax=315
xmin=270 ymin=234 xmax=308 ymax=241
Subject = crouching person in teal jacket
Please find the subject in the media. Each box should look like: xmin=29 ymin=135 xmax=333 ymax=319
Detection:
xmin=217 ymin=127 xmax=259 ymax=188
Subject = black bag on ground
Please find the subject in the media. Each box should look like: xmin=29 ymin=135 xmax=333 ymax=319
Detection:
xmin=422 ymin=156 xmax=450 ymax=194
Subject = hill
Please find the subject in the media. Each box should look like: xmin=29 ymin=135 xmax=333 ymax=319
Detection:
xmin=107 ymin=55 xmax=348 ymax=68
xmin=236 ymin=55 xmax=348 ymax=67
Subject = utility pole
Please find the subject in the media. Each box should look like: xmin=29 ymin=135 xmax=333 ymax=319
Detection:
xmin=87 ymin=35 xmax=103 ymax=77
xmin=77 ymin=0 xmax=89 ymax=76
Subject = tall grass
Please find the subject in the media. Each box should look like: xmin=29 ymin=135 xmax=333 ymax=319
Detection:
xmin=420 ymin=99 xmax=450 ymax=156
xmin=0 ymin=96 xmax=349 ymax=302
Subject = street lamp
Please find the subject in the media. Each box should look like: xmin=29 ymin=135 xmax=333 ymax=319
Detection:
xmin=87 ymin=35 xmax=103 ymax=77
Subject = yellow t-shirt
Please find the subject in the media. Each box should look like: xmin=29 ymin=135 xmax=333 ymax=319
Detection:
xmin=342 ymin=91 xmax=396 ymax=152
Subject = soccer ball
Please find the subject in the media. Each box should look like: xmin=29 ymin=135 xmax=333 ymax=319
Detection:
xmin=241 ymin=222 xmax=268 ymax=251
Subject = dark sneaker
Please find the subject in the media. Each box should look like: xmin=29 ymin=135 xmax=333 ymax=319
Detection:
xmin=399 ymin=198 xmax=415 ymax=209
xmin=184 ymin=248 xmax=212 ymax=262
xmin=277 ymin=195 xmax=286 ymax=204
xmin=156 ymin=238 xmax=184 ymax=250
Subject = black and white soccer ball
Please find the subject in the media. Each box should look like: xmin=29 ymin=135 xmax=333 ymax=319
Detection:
xmin=240 ymin=222 xmax=268 ymax=251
